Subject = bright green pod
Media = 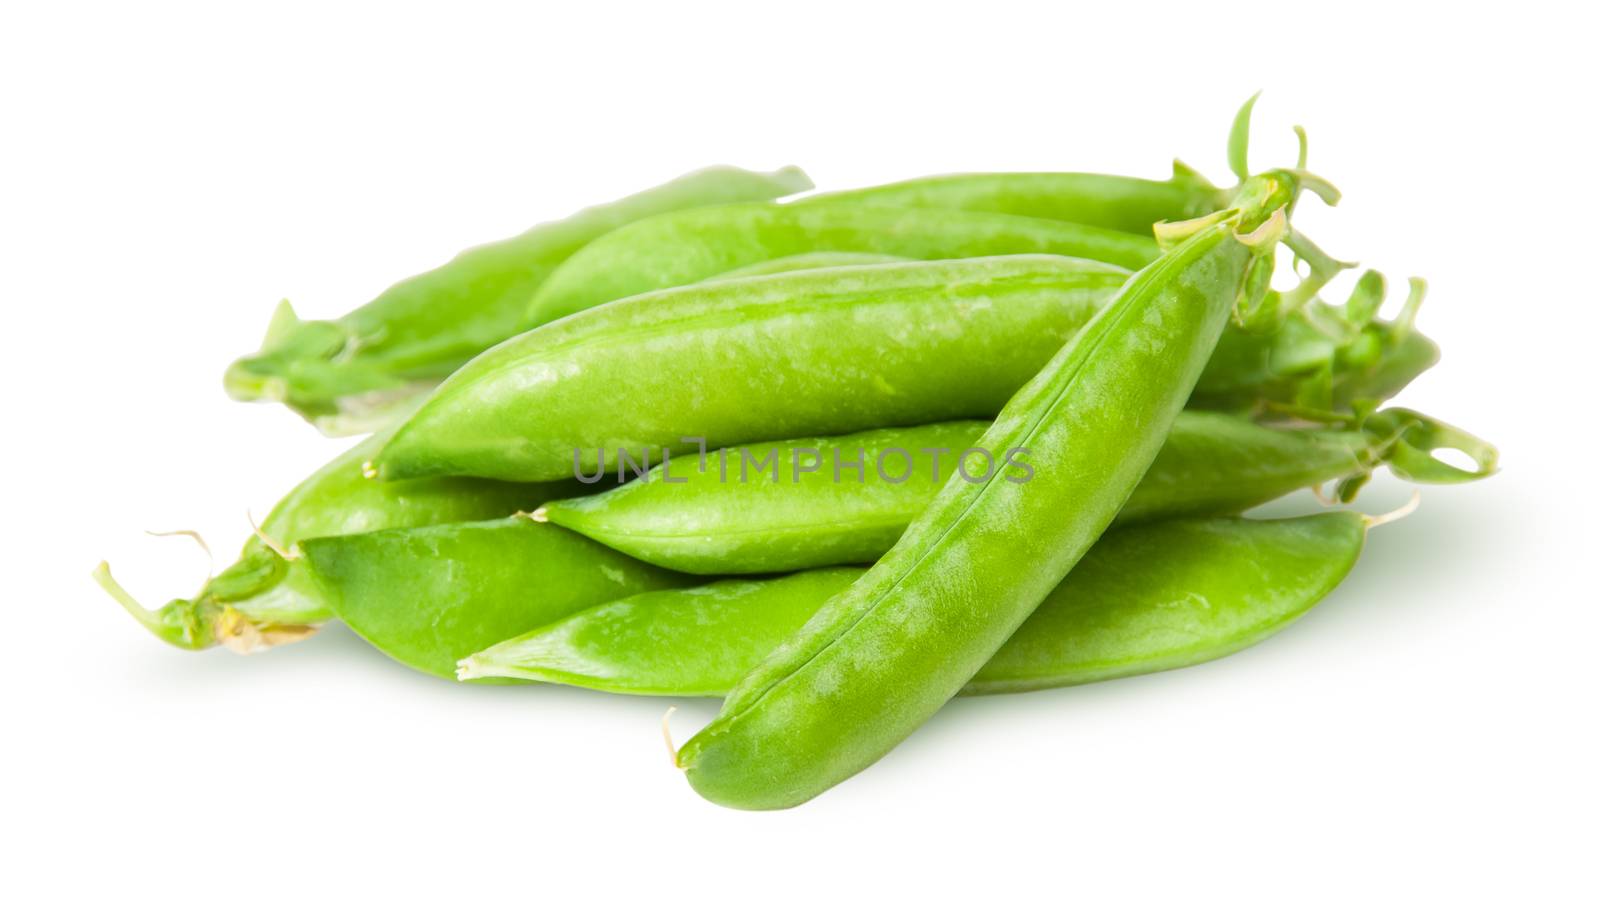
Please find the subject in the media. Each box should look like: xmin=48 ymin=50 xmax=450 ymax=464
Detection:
xmin=94 ymin=430 xmax=579 ymax=651
xmin=802 ymin=166 xmax=1228 ymax=236
xmin=977 ymin=513 xmax=1365 ymax=692
xmin=539 ymin=421 xmax=993 ymax=574
xmin=676 ymin=183 xmax=1286 ymax=809
xmin=460 ymin=513 xmax=1368 ymax=696
xmin=223 ymin=165 xmax=812 ymax=433
xmin=790 ymin=97 xmax=1267 ymax=238
xmin=522 ymin=202 xmax=1159 ymax=323
xmin=300 ymin=517 xmax=697 ymax=679
xmin=705 ymin=251 xmax=906 ymax=280
xmin=715 ymin=253 xmax=1435 ymax=416
xmin=535 ymin=409 xmax=1494 ymax=574
xmin=522 ymin=98 xmax=1316 ymax=327
xmin=382 ymin=251 xmax=1430 ymax=486
xmin=377 ymin=256 xmax=1128 ymax=482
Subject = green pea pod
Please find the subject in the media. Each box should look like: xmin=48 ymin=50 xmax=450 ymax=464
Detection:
xmin=539 ymin=420 xmax=1000 ymax=574
xmin=522 ymin=203 xmax=1159 ymax=323
xmin=707 ymin=248 xmax=1412 ymax=415
xmin=377 ymin=255 xmax=1129 ymax=482
xmin=300 ymin=517 xmax=697 ymax=679
xmin=705 ymin=251 xmax=907 ymax=280
xmin=800 ymin=165 xmax=1227 ymax=236
xmin=534 ymin=408 xmax=1494 ymax=574
xmin=460 ymin=513 xmax=1368 ymax=696
xmin=94 ymin=429 xmax=579 ymax=652
xmin=676 ymin=179 xmax=1290 ymax=808
xmin=526 ymin=96 xmax=1293 ymax=326
xmin=223 ymin=165 xmax=813 ymax=433
xmin=380 ymin=250 xmax=1395 ymax=485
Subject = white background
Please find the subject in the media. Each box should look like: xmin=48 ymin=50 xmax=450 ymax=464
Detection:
xmin=3 ymin=2 xmax=1595 ymax=916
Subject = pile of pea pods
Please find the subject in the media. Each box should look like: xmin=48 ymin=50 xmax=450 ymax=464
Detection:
xmin=99 ymin=97 xmax=1497 ymax=809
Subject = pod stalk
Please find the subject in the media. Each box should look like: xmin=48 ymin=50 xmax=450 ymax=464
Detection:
xmin=92 ymin=562 xmax=209 ymax=650
xmin=93 ymin=559 xmax=319 ymax=654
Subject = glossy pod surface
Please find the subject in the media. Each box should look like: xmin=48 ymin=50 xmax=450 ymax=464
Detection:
xmin=537 ymin=412 xmax=1384 ymax=574
xmin=95 ymin=430 xmax=578 ymax=651
xmin=461 ymin=514 xmax=1367 ymax=695
xmin=221 ymin=435 xmax=584 ymax=628
xmin=715 ymin=251 xmax=1434 ymax=416
xmin=706 ymin=251 xmax=906 ymax=279
xmin=972 ymin=513 xmax=1363 ymax=693
xmin=378 ymin=256 xmax=1127 ymax=482
xmin=523 ymin=202 xmax=1159 ymax=322
xmin=677 ymin=211 xmax=1259 ymax=809
xmin=803 ymin=170 xmax=1227 ymax=235
xmin=381 ymin=249 xmax=1422 ymax=485
xmin=301 ymin=517 xmax=696 ymax=678
xmin=541 ymin=421 xmax=991 ymax=573
xmin=224 ymin=166 xmax=812 ymax=432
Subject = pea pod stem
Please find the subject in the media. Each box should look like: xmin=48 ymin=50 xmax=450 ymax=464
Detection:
xmin=1359 ymin=408 xmax=1499 ymax=488
xmin=91 ymin=562 xmax=317 ymax=653
xmin=92 ymin=562 xmax=204 ymax=650
xmin=1216 ymin=93 xmax=1350 ymax=326
xmin=1227 ymin=93 xmax=1341 ymax=207
xmin=1279 ymin=227 xmax=1355 ymax=314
